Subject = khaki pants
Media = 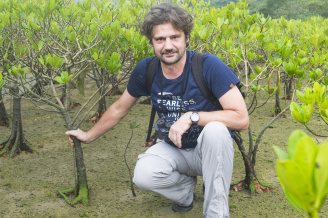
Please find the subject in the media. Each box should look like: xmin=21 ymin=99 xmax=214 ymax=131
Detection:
xmin=133 ymin=122 xmax=234 ymax=218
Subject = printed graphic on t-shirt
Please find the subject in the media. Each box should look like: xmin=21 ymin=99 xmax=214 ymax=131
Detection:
xmin=156 ymin=92 xmax=200 ymax=143
xmin=157 ymin=92 xmax=198 ymax=121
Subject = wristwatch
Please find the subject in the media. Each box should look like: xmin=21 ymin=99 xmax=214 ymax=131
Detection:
xmin=190 ymin=111 xmax=200 ymax=126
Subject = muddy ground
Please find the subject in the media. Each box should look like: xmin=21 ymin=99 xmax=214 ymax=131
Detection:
xmin=0 ymin=80 xmax=328 ymax=218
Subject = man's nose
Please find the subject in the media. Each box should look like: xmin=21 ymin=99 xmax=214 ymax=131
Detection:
xmin=164 ymin=38 xmax=173 ymax=50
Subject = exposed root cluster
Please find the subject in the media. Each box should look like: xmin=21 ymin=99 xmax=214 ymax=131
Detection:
xmin=58 ymin=184 xmax=89 ymax=206
xmin=230 ymin=176 xmax=272 ymax=194
xmin=0 ymin=123 xmax=37 ymax=158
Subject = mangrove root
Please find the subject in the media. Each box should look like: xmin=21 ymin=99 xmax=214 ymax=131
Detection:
xmin=230 ymin=176 xmax=272 ymax=194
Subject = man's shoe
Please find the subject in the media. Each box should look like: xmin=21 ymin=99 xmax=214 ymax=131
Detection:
xmin=172 ymin=201 xmax=193 ymax=213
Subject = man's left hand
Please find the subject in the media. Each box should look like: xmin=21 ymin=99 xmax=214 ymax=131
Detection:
xmin=168 ymin=111 xmax=193 ymax=148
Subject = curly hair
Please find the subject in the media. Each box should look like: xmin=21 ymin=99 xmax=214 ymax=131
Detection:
xmin=140 ymin=2 xmax=194 ymax=45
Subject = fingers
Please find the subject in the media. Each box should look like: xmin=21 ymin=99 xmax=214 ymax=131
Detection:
xmin=68 ymin=137 xmax=74 ymax=147
xmin=175 ymin=134 xmax=182 ymax=148
xmin=169 ymin=127 xmax=182 ymax=148
xmin=66 ymin=129 xmax=84 ymax=147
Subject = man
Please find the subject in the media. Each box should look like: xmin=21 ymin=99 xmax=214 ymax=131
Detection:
xmin=66 ymin=2 xmax=249 ymax=217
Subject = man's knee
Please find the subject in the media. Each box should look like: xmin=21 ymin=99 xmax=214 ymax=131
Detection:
xmin=133 ymin=155 xmax=173 ymax=191
xmin=133 ymin=157 xmax=154 ymax=191
xmin=203 ymin=121 xmax=230 ymax=139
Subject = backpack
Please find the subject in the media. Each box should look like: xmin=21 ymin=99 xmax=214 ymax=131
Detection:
xmin=144 ymin=52 xmax=244 ymax=143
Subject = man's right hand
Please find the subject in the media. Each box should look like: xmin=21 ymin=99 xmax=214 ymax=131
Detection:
xmin=66 ymin=129 xmax=90 ymax=147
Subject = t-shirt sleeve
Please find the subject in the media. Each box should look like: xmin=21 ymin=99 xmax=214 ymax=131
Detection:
xmin=202 ymin=54 xmax=240 ymax=100
xmin=126 ymin=57 xmax=153 ymax=97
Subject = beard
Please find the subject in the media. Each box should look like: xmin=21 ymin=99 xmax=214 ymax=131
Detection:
xmin=155 ymin=48 xmax=185 ymax=65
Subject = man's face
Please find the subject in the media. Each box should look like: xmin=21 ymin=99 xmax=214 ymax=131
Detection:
xmin=151 ymin=23 xmax=189 ymax=66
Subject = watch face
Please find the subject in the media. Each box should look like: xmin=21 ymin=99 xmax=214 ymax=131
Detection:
xmin=191 ymin=112 xmax=199 ymax=122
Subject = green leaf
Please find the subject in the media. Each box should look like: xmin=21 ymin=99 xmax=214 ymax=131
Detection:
xmin=286 ymin=130 xmax=307 ymax=160
xmin=0 ymin=79 xmax=5 ymax=89
xmin=250 ymin=73 xmax=255 ymax=80
xmin=93 ymin=52 xmax=98 ymax=60
xmin=296 ymin=82 xmax=302 ymax=89
xmin=3 ymin=53 xmax=8 ymax=60
xmin=129 ymin=121 xmax=136 ymax=129
xmin=56 ymin=76 xmax=64 ymax=84
xmin=38 ymin=56 xmax=44 ymax=66
xmin=254 ymin=66 xmax=263 ymax=74
xmin=241 ymin=20 xmax=249 ymax=33
xmin=38 ymin=41 xmax=44 ymax=51
xmin=283 ymin=188 xmax=303 ymax=213
xmin=21 ymin=67 xmax=28 ymax=77
xmin=85 ymin=12 xmax=91 ymax=23
xmin=63 ymin=75 xmax=73 ymax=83
xmin=294 ymin=136 xmax=318 ymax=183
xmin=251 ymin=84 xmax=260 ymax=92
xmin=273 ymin=146 xmax=288 ymax=161
xmin=57 ymin=59 xmax=65 ymax=68
xmin=61 ymin=71 xmax=69 ymax=78
xmin=276 ymin=160 xmax=315 ymax=212
xmin=0 ymin=73 xmax=5 ymax=89
xmin=314 ymin=142 xmax=328 ymax=205
xmin=31 ymin=42 xmax=38 ymax=51
xmin=50 ymin=0 xmax=56 ymax=11
xmin=303 ymin=104 xmax=313 ymax=125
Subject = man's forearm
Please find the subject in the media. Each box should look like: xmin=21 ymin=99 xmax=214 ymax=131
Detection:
xmin=198 ymin=110 xmax=249 ymax=130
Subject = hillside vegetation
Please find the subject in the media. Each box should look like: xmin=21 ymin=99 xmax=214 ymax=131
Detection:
xmin=206 ymin=0 xmax=328 ymax=19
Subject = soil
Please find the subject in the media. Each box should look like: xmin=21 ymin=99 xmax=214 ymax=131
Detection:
xmin=0 ymin=80 xmax=328 ymax=218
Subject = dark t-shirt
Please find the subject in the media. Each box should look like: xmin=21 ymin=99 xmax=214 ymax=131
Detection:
xmin=127 ymin=50 xmax=240 ymax=149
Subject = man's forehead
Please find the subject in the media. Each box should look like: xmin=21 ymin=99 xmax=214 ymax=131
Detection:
xmin=152 ymin=23 xmax=184 ymax=37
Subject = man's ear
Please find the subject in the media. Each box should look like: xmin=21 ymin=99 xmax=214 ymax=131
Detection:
xmin=186 ymin=34 xmax=190 ymax=44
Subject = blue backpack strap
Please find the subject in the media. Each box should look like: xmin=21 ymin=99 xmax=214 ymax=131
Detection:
xmin=145 ymin=57 xmax=159 ymax=142
xmin=191 ymin=52 xmax=223 ymax=110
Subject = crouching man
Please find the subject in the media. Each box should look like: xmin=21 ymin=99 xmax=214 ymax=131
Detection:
xmin=66 ymin=2 xmax=249 ymax=217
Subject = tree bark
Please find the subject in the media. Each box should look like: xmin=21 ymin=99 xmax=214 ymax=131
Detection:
xmin=274 ymin=74 xmax=282 ymax=116
xmin=230 ymin=131 xmax=272 ymax=194
xmin=0 ymin=87 xmax=37 ymax=157
xmin=0 ymin=88 xmax=10 ymax=127
xmin=58 ymin=84 xmax=80 ymax=109
xmin=284 ymin=73 xmax=293 ymax=100
xmin=61 ymin=110 xmax=89 ymax=205
xmin=86 ymin=86 xmax=106 ymax=123
xmin=108 ymin=74 xmax=122 ymax=96
xmin=86 ymin=68 xmax=107 ymax=123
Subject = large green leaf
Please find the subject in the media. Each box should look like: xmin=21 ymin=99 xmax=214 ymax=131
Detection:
xmin=286 ymin=130 xmax=307 ymax=160
xmin=303 ymin=104 xmax=313 ymax=125
xmin=294 ymin=136 xmax=318 ymax=183
xmin=276 ymin=160 xmax=315 ymax=213
xmin=314 ymin=142 xmax=328 ymax=202
xmin=290 ymin=103 xmax=304 ymax=122
xmin=283 ymin=187 xmax=303 ymax=214
xmin=273 ymin=146 xmax=288 ymax=161
xmin=241 ymin=20 xmax=249 ymax=33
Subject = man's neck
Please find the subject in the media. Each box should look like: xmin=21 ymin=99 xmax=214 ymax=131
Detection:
xmin=161 ymin=51 xmax=187 ymax=80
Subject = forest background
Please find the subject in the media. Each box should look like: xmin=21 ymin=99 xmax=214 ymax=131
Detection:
xmin=207 ymin=0 xmax=328 ymax=20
